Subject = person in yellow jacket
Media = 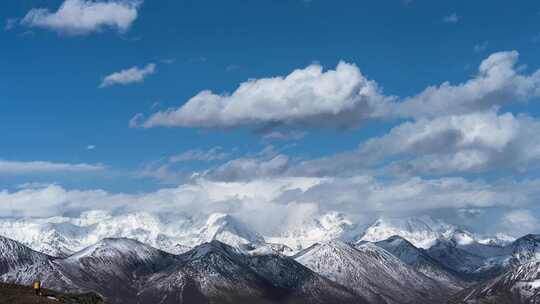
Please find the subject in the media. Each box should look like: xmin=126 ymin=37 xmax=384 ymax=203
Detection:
xmin=33 ymin=280 xmax=41 ymax=296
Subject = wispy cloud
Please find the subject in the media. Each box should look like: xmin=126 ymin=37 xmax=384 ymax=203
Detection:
xmin=0 ymin=160 xmax=105 ymax=175
xmin=100 ymin=63 xmax=155 ymax=88
xmin=262 ymin=131 xmax=306 ymax=141
xmin=4 ymin=18 xmax=17 ymax=31
xmin=442 ymin=13 xmax=459 ymax=23
xmin=21 ymin=0 xmax=141 ymax=35
xmin=160 ymin=58 xmax=176 ymax=64
xmin=532 ymin=33 xmax=540 ymax=44
xmin=226 ymin=64 xmax=240 ymax=72
xmin=169 ymin=147 xmax=231 ymax=163
xmin=473 ymin=41 xmax=488 ymax=53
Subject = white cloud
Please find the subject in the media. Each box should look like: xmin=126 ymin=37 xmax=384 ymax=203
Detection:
xmin=0 ymin=178 xmax=321 ymax=219
xmin=21 ymin=0 xmax=141 ymax=35
xmin=0 ymin=160 xmax=104 ymax=175
xmin=296 ymin=110 xmax=540 ymax=176
xmin=500 ymin=209 xmax=540 ymax=237
xmin=139 ymin=61 xmax=393 ymax=129
xmin=443 ymin=13 xmax=459 ymax=23
xmin=395 ymin=51 xmax=540 ymax=118
xmin=86 ymin=145 xmax=96 ymax=150
xmin=361 ymin=111 xmax=540 ymax=173
xmin=100 ymin=63 xmax=155 ymax=88
xmin=289 ymin=176 xmax=536 ymax=214
xmin=169 ymin=147 xmax=231 ymax=162
xmin=136 ymin=51 xmax=540 ymax=132
xmin=0 ymin=176 xmax=537 ymax=238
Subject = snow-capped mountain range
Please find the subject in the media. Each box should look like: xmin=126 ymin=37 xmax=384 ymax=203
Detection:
xmin=0 ymin=212 xmax=539 ymax=303
xmin=0 ymin=211 xmax=513 ymax=257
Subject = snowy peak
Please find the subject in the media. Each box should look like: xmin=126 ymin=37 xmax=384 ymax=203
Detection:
xmin=181 ymin=239 xmax=241 ymax=261
xmin=359 ymin=216 xmax=455 ymax=249
xmin=199 ymin=213 xmax=265 ymax=248
xmin=65 ymin=237 xmax=176 ymax=271
xmin=359 ymin=216 xmax=513 ymax=252
xmin=374 ymin=235 xmax=425 ymax=264
xmin=142 ymin=239 xmax=362 ymax=304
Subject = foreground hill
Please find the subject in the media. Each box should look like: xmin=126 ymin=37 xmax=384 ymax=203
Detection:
xmin=0 ymin=282 xmax=103 ymax=304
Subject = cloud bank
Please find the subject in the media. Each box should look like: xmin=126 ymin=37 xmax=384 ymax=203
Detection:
xmin=2 ymin=176 xmax=538 ymax=236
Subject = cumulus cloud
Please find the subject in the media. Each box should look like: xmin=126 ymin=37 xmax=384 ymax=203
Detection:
xmin=138 ymin=61 xmax=393 ymax=129
xmin=295 ymin=110 xmax=540 ymax=176
xmin=136 ymin=51 xmax=540 ymax=132
xmin=395 ymin=51 xmax=540 ymax=118
xmin=360 ymin=111 xmax=540 ymax=174
xmin=21 ymin=0 xmax=141 ymax=35
xmin=0 ymin=160 xmax=104 ymax=175
xmin=100 ymin=63 xmax=155 ymax=88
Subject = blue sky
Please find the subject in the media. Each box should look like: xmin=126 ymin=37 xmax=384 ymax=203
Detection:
xmin=1 ymin=0 xmax=540 ymax=235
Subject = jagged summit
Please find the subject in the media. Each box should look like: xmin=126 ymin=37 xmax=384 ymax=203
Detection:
xmin=359 ymin=216 xmax=514 ymax=253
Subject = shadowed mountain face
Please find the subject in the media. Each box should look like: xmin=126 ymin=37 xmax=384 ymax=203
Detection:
xmin=374 ymin=236 xmax=467 ymax=291
xmin=295 ymin=240 xmax=452 ymax=304
xmin=450 ymin=235 xmax=540 ymax=304
xmin=0 ymin=237 xmax=363 ymax=304
xmin=0 ymin=227 xmax=540 ymax=304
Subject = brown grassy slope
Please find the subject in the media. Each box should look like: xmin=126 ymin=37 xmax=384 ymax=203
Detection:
xmin=0 ymin=283 xmax=103 ymax=304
